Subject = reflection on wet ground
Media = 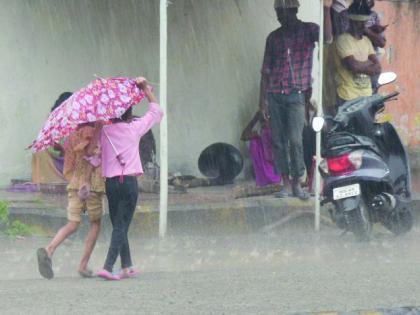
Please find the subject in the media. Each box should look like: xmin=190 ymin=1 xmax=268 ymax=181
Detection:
xmin=1 ymin=223 xmax=420 ymax=280
xmin=1 ymin=224 xmax=420 ymax=314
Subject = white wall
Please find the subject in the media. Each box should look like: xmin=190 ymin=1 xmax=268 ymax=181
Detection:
xmin=166 ymin=0 xmax=321 ymax=176
xmin=0 ymin=0 xmax=321 ymax=185
xmin=0 ymin=0 xmax=159 ymax=185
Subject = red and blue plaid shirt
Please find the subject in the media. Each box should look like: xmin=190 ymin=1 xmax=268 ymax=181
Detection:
xmin=262 ymin=21 xmax=319 ymax=94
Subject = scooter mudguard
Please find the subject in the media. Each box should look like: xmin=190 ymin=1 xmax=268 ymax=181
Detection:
xmin=337 ymin=196 xmax=361 ymax=212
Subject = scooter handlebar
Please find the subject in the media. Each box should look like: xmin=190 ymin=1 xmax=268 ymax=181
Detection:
xmin=373 ymin=91 xmax=399 ymax=112
xmin=330 ymin=91 xmax=400 ymax=132
xmin=382 ymin=91 xmax=399 ymax=102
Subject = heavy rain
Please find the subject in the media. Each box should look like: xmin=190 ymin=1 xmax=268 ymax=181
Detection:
xmin=1 ymin=1 xmax=420 ymax=314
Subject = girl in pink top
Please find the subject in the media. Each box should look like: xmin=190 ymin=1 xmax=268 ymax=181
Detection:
xmin=97 ymin=78 xmax=163 ymax=280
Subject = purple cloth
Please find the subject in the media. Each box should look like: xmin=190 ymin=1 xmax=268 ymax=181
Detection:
xmin=52 ymin=156 xmax=64 ymax=175
xmin=6 ymin=183 xmax=39 ymax=193
xmin=249 ymin=127 xmax=281 ymax=187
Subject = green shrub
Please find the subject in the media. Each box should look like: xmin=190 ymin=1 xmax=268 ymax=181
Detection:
xmin=0 ymin=200 xmax=32 ymax=237
xmin=5 ymin=220 xmax=32 ymax=237
xmin=0 ymin=200 xmax=9 ymax=224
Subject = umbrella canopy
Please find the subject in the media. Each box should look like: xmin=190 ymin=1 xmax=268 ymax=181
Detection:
xmin=29 ymin=77 xmax=145 ymax=152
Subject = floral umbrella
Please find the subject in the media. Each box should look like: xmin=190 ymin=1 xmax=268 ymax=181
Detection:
xmin=29 ymin=77 xmax=145 ymax=152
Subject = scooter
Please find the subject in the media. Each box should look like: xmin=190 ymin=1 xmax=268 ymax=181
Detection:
xmin=313 ymin=72 xmax=413 ymax=241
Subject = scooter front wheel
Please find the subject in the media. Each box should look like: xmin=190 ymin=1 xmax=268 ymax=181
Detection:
xmin=345 ymin=198 xmax=372 ymax=241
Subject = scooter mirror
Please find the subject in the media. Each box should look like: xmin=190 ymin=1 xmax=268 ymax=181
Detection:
xmin=378 ymin=72 xmax=397 ymax=86
xmin=311 ymin=116 xmax=325 ymax=133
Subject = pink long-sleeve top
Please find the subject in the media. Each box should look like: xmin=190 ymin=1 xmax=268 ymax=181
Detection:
xmin=100 ymin=102 xmax=164 ymax=178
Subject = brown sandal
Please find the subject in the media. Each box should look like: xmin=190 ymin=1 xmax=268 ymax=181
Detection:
xmin=78 ymin=269 xmax=95 ymax=278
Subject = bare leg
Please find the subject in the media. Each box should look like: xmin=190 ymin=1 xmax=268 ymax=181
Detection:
xmin=45 ymin=221 xmax=80 ymax=257
xmin=281 ymin=174 xmax=291 ymax=191
xmin=78 ymin=220 xmax=101 ymax=272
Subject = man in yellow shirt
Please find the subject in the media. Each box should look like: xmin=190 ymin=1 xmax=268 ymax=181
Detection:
xmin=334 ymin=1 xmax=381 ymax=104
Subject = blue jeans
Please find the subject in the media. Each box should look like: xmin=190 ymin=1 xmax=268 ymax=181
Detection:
xmin=267 ymin=92 xmax=306 ymax=180
xmin=103 ymin=176 xmax=138 ymax=272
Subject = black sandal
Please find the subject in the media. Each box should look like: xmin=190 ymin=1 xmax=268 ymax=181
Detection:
xmin=292 ymin=185 xmax=310 ymax=201
xmin=37 ymin=248 xmax=54 ymax=279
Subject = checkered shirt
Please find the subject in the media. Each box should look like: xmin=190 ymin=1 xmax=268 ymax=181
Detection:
xmin=262 ymin=21 xmax=319 ymax=94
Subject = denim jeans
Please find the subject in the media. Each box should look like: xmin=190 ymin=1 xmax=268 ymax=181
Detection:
xmin=103 ymin=176 xmax=138 ymax=272
xmin=267 ymin=92 xmax=306 ymax=180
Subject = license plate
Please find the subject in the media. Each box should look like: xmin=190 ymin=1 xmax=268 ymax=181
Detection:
xmin=333 ymin=183 xmax=360 ymax=200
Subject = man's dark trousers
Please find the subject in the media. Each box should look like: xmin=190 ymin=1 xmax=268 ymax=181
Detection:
xmin=267 ymin=91 xmax=306 ymax=180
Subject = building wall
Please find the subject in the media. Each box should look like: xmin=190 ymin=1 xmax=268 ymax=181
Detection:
xmin=0 ymin=0 xmax=321 ymax=186
xmin=374 ymin=1 xmax=420 ymax=168
xmin=0 ymin=0 xmax=160 ymax=186
xmin=166 ymin=0 xmax=322 ymax=176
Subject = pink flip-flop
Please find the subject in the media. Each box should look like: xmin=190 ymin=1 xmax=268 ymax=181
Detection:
xmin=119 ymin=268 xmax=140 ymax=279
xmin=96 ymin=269 xmax=121 ymax=281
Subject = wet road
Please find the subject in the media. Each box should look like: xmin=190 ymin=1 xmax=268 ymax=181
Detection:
xmin=1 ymin=224 xmax=420 ymax=314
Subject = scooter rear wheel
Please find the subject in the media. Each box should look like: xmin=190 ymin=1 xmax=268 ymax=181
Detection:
xmin=346 ymin=199 xmax=372 ymax=241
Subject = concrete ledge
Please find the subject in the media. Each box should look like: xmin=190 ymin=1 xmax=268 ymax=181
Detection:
xmin=8 ymin=197 xmax=314 ymax=238
xmin=7 ymin=196 xmax=420 ymax=239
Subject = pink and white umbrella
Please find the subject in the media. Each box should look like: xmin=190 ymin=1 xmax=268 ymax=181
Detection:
xmin=29 ymin=77 xmax=145 ymax=152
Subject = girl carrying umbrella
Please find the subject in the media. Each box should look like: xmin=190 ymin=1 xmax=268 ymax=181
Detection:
xmin=97 ymin=77 xmax=163 ymax=280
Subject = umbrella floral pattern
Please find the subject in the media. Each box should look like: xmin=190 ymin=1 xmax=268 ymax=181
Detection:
xmin=29 ymin=77 xmax=145 ymax=152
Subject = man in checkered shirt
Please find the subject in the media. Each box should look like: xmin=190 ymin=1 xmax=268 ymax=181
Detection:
xmin=259 ymin=0 xmax=332 ymax=200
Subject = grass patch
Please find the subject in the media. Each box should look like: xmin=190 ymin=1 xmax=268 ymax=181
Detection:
xmin=0 ymin=200 xmax=33 ymax=237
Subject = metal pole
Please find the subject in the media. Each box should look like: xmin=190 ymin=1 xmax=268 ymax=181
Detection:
xmin=315 ymin=1 xmax=324 ymax=232
xmin=159 ymin=0 xmax=168 ymax=238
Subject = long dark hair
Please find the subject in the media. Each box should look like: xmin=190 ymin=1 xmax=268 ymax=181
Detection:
xmin=51 ymin=92 xmax=72 ymax=112
xmin=120 ymin=107 xmax=133 ymax=122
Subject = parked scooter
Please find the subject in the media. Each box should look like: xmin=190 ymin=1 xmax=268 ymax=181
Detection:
xmin=313 ymin=72 xmax=413 ymax=241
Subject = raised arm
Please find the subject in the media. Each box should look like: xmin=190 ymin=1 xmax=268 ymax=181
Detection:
xmin=364 ymin=26 xmax=386 ymax=48
xmin=132 ymin=77 xmax=164 ymax=137
xmin=136 ymin=77 xmax=157 ymax=103
xmin=323 ymin=0 xmax=333 ymax=43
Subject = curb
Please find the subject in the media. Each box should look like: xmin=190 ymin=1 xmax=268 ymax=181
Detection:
xmin=294 ymin=306 xmax=420 ymax=315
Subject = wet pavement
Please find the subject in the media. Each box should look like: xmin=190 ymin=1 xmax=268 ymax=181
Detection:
xmin=1 ymin=224 xmax=420 ymax=314
xmin=1 ymin=175 xmax=419 ymax=314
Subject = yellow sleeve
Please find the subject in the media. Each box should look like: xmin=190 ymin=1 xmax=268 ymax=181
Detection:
xmin=365 ymin=37 xmax=375 ymax=56
xmin=335 ymin=34 xmax=354 ymax=59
